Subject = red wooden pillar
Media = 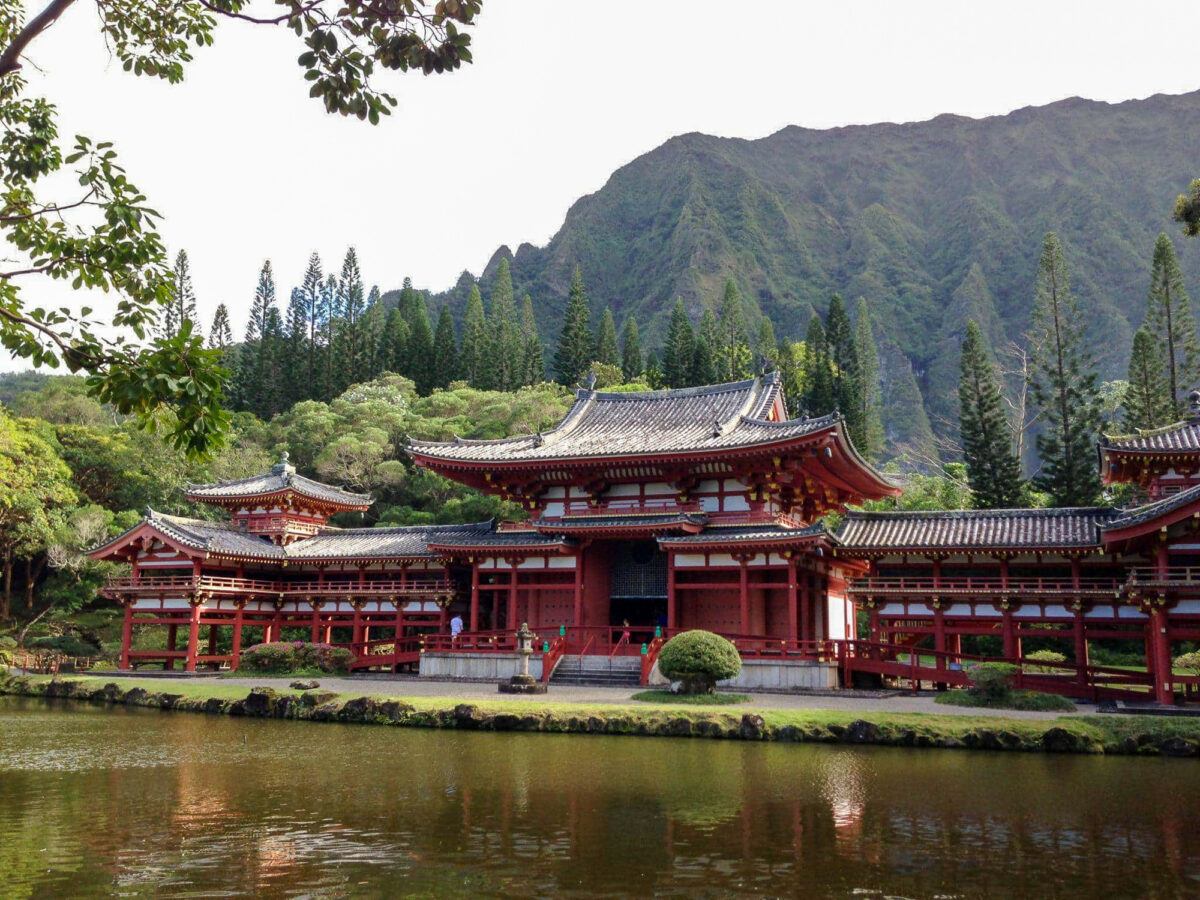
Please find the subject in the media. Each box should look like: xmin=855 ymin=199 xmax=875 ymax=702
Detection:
xmin=469 ymin=561 xmax=481 ymax=632
xmin=165 ymin=623 xmax=178 ymax=670
xmin=438 ymin=601 xmax=449 ymax=634
xmin=799 ymin=574 xmax=812 ymax=644
xmin=786 ymin=555 xmax=799 ymax=643
xmin=931 ymin=559 xmax=945 ymax=674
xmin=206 ymin=624 xmax=217 ymax=656
xmin=507 ymin=560 xmax=519 ymax=632
xmin=230 ymin=602 xmax=245 ymax=671
xmin=572 ymin=550 xmax=584 ymax=627
xmin=1156 ymin=542 xmax=1169 ymax=577
xmin=119 ymin=602 xmax=133 ymax=669
xmin=667 ymin=552 xmax=678 ymax=632
xmin=310 ymin=601 xmax=321 ymax=643
xmin=737 ymin=555 xmax=750 ymax=634
xmin=184 ymin=601 xmax=201 ymax=672
xmin=1073 ymin=606 xmax=1088 ymax=687
xmin=351 ymin=603 xmax=364 ymax=651
xmin=1149 ymin=606 xmax=1174 ymax=705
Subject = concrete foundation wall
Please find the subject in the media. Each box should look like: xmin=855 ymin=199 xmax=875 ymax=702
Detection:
xmin=420 ymin=652 xmax=543 ymax=681
xmin=649 ymin=658 xmax=838 ymax=691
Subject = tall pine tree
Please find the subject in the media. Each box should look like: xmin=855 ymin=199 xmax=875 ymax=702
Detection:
xmin=802 ymin=315 xmax=835 ymax=416
xmin=432 ymin=305 xmax=458 ymax=389
xmin=486 ymin=259 xmax=520 ymax=390
xmin=620 ymin=318 xmax=642 ymax=381
xmin=208 ymin=304 xmax=233 ymax=352
xmin=661 ymin=299 xmax=695 ymax=388
xmin=519 ymin=295 xmax=544 ymax=385
xmin=283 ymin=286 xmax=310 ymax=406
xmin=853 ymin=298 xmax=885 ymax=461
xmin=959 ymin=320 xmax=1025 ymax=509
xmin=553 ymin=266 xmax=594 ymax=386
xmin=319 ymin=272 xmax=339 ymax=398
xmin=298 ymin=252 xmax=325 ymax=394
xmin=1124 ymin=325 xmax=1173 ymax=431
xmin=380 ymin=307 xmax=409 ymax=375
xmin=715 ymin=279 xmax=751 ymax=381
xmin=826 ymin=294 xmax=864 ymax=443
xmin=594 ymin=307 xmax=619 ymax=367
xmin=401 ymin=285 xmax=435 ymax=393
xmin=459 ymin=283 xmax=488 ymax=386
xmin=335 ymin=247 xmax=367 ymax=389
xmin=1030 ymin=233 xmax=1102 ymax=506
xmin=161 ymin=249 xmax=200 ymax=340
xmin=233 ymin=260 xmax=280 ymax=417
xmin=1146 ymin=232 xmax=1198 ymax=415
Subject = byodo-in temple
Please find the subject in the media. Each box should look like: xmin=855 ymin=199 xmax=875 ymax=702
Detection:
xmin=92 ymin=375 xmax=1200 ymax=703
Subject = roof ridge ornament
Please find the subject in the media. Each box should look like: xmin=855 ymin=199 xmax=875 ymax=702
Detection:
xmin=1190 ymin=389 xmax=1200 ymax=420
xmin=271 ymin=450 xmax=296 ymax=477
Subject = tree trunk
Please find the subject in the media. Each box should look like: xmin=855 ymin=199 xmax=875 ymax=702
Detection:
xmin=1 ymin=554 xmax=12 ymax=622
xmin=24 ymin=555 xmax=46 ymax=611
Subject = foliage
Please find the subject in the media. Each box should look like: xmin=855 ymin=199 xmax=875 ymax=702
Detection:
xmin=853 ymin=298 xmax=884 ymax=460
xmin=1145 ymin=233 xmax=1198 ymax=413
xmin=1025 ymin=649 xmax=1067 ymax=673
xmin=656 ymin=630 xmax=742 ymax=694
xmin=860 ymin=462 xmax=973 ymax=512
xmin=965 ymin=661 xmax=1019 ymax=701
xmin=1030 ymin=233 xmax=1102 ymax=506
xmin=630 ymin=690 xmax=748 ymax=705
xmin=959 ymin=320 xmax=1025 ymax=508
xmin=1122 ymin=326 xmax=1173 ymax=430
xmin=1175 ymin=178 xmax=1200 ymax=238
xmin=935 ymin=687 xmax=1076 ymax=712
xmin=553 ymin=266 xmax=594 ymax=386
xmin=239 ymin=641 xmax=353 ymax=675
xmin=1174 ymin=651 xmax=1200 ymax=676
xmin=27 ymin=633 xmax=100 ymax=657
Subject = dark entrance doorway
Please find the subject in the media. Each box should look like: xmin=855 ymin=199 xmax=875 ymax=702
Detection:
xmin=609 ymin=541 xmax=667 ymax=633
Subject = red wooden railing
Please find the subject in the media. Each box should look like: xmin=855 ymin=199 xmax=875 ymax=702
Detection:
xmin=103 ymin=574 xmax=453 ymax=597
xmin=640 ymin=637 xmax=664 ymax=686
xmin=541 ymin=637 xmax=567 ymax=684
xmin=1124 ymin=566 xmax=1200 ymax=588
xmin=848 ymin=575 xmax=1122 ymax=596
xmin=346 ymin=637 xmax=423 ymax=671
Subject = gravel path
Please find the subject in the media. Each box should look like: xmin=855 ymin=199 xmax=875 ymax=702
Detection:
xmin=213 ymin=675 xmax=1090 ymax=720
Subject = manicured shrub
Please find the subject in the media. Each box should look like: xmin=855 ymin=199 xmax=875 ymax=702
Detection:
xmin=239 ymin=641 xmax=354 ymax=675
xmin=1026 ymin=649 xmax=1067 ymax=673
xmin=657 ymin=630 xmax=742 ymax=694
xmin=27 ymin=634 xmax=100 ymax=657
xmin=966 ymin=662 xmax=1018 ymax=701
xmin=1175 ymin=651 xmax=1200 ymax=676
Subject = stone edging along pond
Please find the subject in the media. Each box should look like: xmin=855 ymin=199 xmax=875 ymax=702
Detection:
xmin=3 ymin=674 xmax=1200 ymax=758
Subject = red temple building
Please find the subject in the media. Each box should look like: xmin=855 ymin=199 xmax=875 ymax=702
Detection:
xmin=91 ymin=375 xmax=1200 ymax=702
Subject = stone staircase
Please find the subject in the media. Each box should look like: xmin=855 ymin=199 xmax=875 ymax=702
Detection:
xmin=549 ymin=654 xmax=641 ymax=687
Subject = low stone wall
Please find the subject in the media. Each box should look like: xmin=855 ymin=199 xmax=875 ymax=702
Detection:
xmin=647 ymin=659 xmax=838 ymax=691
xmin=420 ymin=652 xmax=544 ymax=681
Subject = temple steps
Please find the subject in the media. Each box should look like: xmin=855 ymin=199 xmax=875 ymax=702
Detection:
xmin=549 ymin=655 xmax=642 ymax=687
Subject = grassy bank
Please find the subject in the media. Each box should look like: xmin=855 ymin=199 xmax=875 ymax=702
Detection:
xmin=2 ymin=673 xmax=1199 ymax=757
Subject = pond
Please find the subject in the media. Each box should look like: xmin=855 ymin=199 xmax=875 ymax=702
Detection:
xmin=1 ymin=697 xmax=1198 ymax=897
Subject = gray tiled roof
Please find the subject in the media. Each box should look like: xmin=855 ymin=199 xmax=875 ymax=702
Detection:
xmin=1101 ymin=420 xmax=1200 ymax=453
xmin=187 ymin=455 xmax=372 ymax=507
xmin=285 ymin=521 xmax=493 ymax=559
xmin=427 ymin=529 xmax=575 ymax=549
xmin=408 ymin=375 xmax=846 ymax=462
xmin=836 ymin=507 xmax=1120 ymax=550
xmin=144 ymin=511 xmax=285 ymax=559
xmin=1103 ymin=484 xmax=1200 ymax=532
xmin=534 ymin=513 xmax=708 ymax=531
xmin=658 ymin=523 xmax=830 ymax=546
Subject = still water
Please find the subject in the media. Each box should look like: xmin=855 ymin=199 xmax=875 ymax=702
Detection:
xmin=1 ymin=697 xmax=1198 ymax=898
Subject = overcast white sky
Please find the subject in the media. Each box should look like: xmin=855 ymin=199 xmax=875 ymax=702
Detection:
xmin=6 ymin=0 xmax=1200 ymax=370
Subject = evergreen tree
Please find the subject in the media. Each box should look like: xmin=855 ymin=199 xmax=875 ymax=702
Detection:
xmin=360 ymin=286 xmax=387 ymax=380
xmin=959 ymin=320 xmax=1025 ymax=509
xmin=233 ymin=260 xmax=279 ymax=417
xmin=853 ymin=298 xmax=885 ymax=461
xmin=259 ymin=305 xmax=286 ymax=418
xmin=208 ymin=304 xmax=233 ymax=352
xmin=1146 ymin=232 xmax=1199 ymax=414
xmin=715 ymin=279 xmax=751 ymax=381
xmin=319 ymin=272 xmax=339 ymax=398
xmin=776 ymin=338 xmax=803 ymax=409
xmin=432 ymin=305 xmax=458 ymax=389
xmin=335 ymin=247 xmax=367 ymax=388
xmin=643 ymin=351 xmax=664 ymax=389
xmin=381 ymin=307 xmax=409 ymax=375
xmin=283 ymin=286 xmax=310 ymax=406
xmin=620 ymin=317 xmax=643 ymax=381
xmin=1030 ymin=233 xmax=1102 ymax=506
xmin=802 ymin=314 xmax=835 ymax=415
xmin=594 ymin=307 xmax=619 ymax=368
xmin=755 ymin=317 xmax=778 ymax=370
xmin=486 ymin=259 xmax=520 ymax=390
xmin=661 ymin=299 xmax=695 ymax=388
xmin=553 ymin=266 xmax=594 ymax=386
xmin=827 ymin=294 xmax=864 ymax=446
xmin=401 ymin=287 xmax=435 ymax=393
xmin=161 ymin=249 xmax=200 ymax=340
xmin=459 ymin=283 xmax=488 ymax=386
xmin=518 ymin=295 xmax=545 ymax=385
xmin=1124 ymin=325 xmax=1173 ymax=431
xmin=690 ymin=331 xmax=716 ymax=386
xmin=298 ymin=252 xmax=325 ymax=393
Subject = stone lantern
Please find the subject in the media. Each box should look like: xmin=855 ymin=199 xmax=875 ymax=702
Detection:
xmin=498 ymin=621 xmax=547 ymax=694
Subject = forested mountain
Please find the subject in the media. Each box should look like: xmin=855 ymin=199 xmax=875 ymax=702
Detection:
xmin=412 ymin=89 xmax=1200 ymax=454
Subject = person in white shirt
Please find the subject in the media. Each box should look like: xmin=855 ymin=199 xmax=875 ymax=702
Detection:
xmin=450 ymin=614 xmax=464 ymax=639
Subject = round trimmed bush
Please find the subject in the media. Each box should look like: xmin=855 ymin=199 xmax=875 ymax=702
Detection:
xmin=657 ymin=630 xmax=741 ymax=694
xmin=966 ymin=662 xmax=1018 ymax=701
xmin=239 ymin=642 xmax=354 ymax=675
xmin=1026 ymin=649 xmax=1067 ymax=673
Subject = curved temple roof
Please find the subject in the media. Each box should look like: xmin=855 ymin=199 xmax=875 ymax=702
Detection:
xmin=409 ymin=374 xmax=850 ymax=463
xmin=186 ymin=453 xmax=372 ymax=509
xmin=1100 ymin=419 xmax=1200 ymax=454
xmin=836 ymin=507 xmax=1120 ymax=552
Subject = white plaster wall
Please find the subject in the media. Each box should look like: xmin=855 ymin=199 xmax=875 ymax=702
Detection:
xmin=419 ymin=652 xmax=543 ymax=680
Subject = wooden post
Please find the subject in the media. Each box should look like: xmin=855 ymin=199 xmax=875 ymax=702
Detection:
xmin=738 ymin=555 xmax=750 ymax=634
xmin=1149 ymin=606 xmax=1174 ymax=705
xmin=231 ymin=602 xmax=245 ymax=671
xmin=469 ymin=561 xmax=481 ymax=632
xmin=184 ymin=600 xmax=201 ymax=672
xmin=352 ymin=602 xmax=364 ymax=652
xmin=1073 ymin=605 xmax=1088 ymax=688
xmin=667 ymin=552 xmax=677 ymax=631
xmin=573 ymin=549 xmax=584 ymax=627
xmin=507 ymin=561 xmax=519 ymax=632
xmin=119 ymin=602 xmax=133 ymax=669
xmin=799 ymin=574 xmax=812 ymax=644
xmin=165 ymin=623 xmax=178 ymax=670
xmin=786 ymin=555 xmax=799 ymax=643
xmin=310 ymin=601 xmax=321 ymax=643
